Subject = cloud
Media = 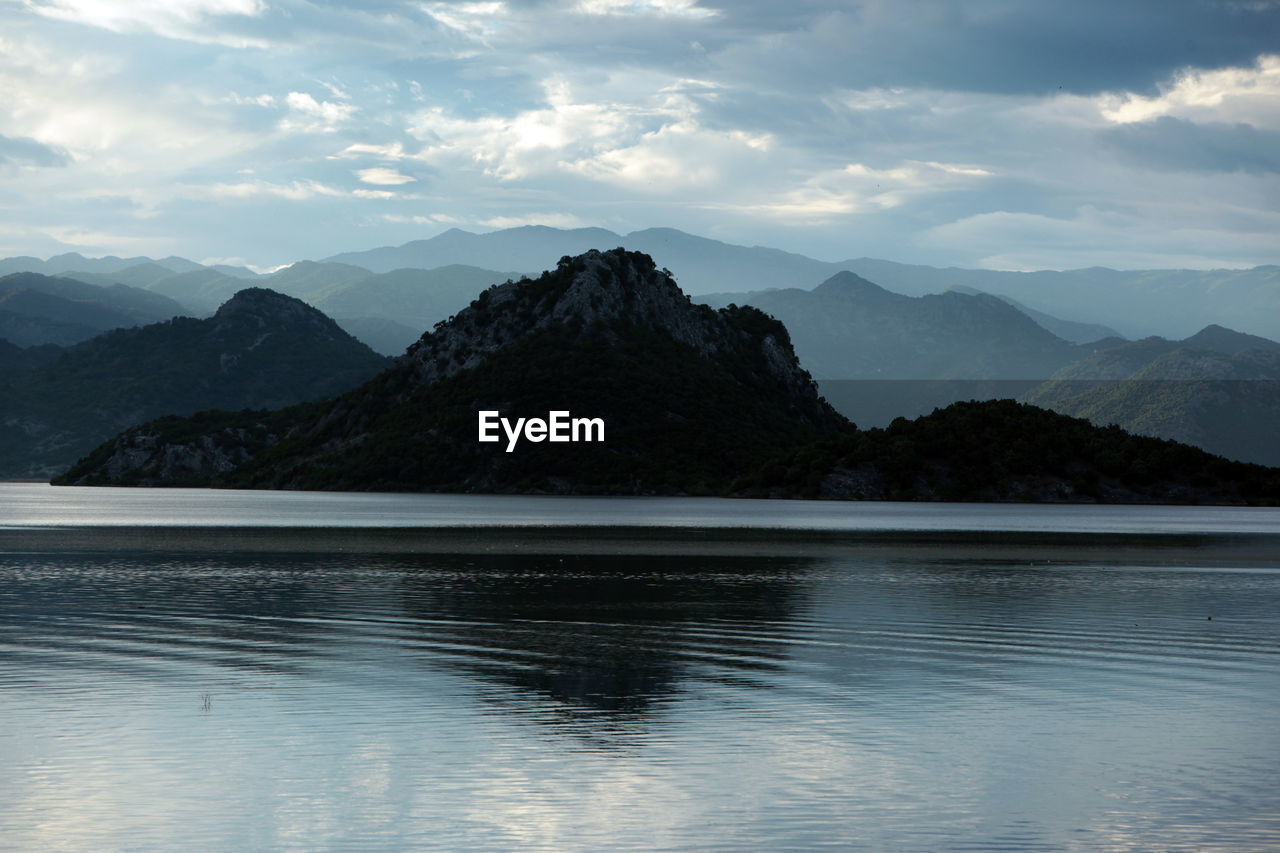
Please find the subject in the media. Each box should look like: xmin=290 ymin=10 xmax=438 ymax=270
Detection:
xmin=0 ymin=0 xmax=1277 ymax=270
xmin=480 ymin=212 xmax=592 ymax=228
xmin=22 ymin=0 xmax=269 ymax=47
xmin=279 ymin=92 xmax=357 ymax=133
xmin=1098 ymin=54 xmax=1280 ymax=127
xmin=575 ymin=0 xmax=718 ymax=18
xmin=0 ymin=133 xmax=69 ymax=166
xmin=923 ymin=204 xmax=1280 ymax=270
xmin=382 ymin=213 xmax=460 ymax=225
xmin=181 ymin=180 xmax=348 ymax=201
xmin=1101 ymin=116 xmax=1280 ymax=174
xmin=333 ymin=142 xmax=410 ymax=160
xmin=356 ymin=167 xmax=417 ymax=185
xmin=712 ymin=2 xmax=1280 ymax=96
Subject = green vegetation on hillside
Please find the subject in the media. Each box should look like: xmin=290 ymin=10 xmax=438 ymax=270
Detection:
xmin=737 ymin=399 xmax=1280 ymax=504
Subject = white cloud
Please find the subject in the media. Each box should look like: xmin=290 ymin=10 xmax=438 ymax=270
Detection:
xmin=698 ymin=160 xmax=993 ymax=222
xmin=333 ymin=142 xmax=410 ymax=160
xmin=382 ymin=213 xmax=460 ymax=225
xmin=353 ymin=189 xmax=397 ymax=199
xmin=184 ymin=180 xmax=347 ymax=201
xmin=0 ymin=34 xmax=255 ymax=165
xmin=421 ymin=2 xmax=508 ymax=40
xmin=22 ymin=0 xmax=269 ymax=47
xmin=480 ymin=212 xmax=591 ymax=229
xmin=356 ymin=167 xmax=416 ymax=186
xmin=279 ymin=92 xmax=357 ymax=133
xmin=1098 ymin=54 xmax=1280 ymax=128
xmin=574 ymin=0 xmax=718 ymax=18
xmin=924 ymin=204 xmax=1280 ymax=271
xmin=408 ymin=80 xmax=638 ymax=180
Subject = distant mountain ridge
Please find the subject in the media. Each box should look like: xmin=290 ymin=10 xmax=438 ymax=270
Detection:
xmin=1021 ymin=327 xmax=1280 ymax=466
xmin=701 ymin=271 xmax=1093 ymax=380
xmin=946 ymin=285 xmax=1120 ymax=343
xmin=319 ymin=226 xmax=1280 ymax=339
xmin=0 ymin=272 xmax=189 ymax=347
xmin=6 ymin=226 xmax=1280 ymax=342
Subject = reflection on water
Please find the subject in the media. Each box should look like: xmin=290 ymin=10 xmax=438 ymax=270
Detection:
xmin=2 ymin=546 xmax=1280 ymax=851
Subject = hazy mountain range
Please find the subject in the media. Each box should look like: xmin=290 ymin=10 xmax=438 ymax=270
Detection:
xmin=320 ymin=225 xmax=1280 ymax=340
xmin=1022 ymin=327 xmax=1280 ymax=466
xmin=1 ymin=226 xmax=1278 ymax=474
xmin=3 ymin=225 xmax=1278 ymax=346
xmin=701 ymin=272 xmax=1103 ymax=380
xmin=57 ymin=250 xmax=1280 ymax=505
xmin=0 ymin=272 xmax=187 ymax=347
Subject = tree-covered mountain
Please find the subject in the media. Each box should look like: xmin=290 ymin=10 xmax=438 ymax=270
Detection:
xmin=2 ymin=288 xmax=389 ymax=478
xmin=0 ymin=272 xmax=190 ymax=346
xmin=700 ymin=271 xmax=1093 ymax=379
xmin=57 ymin=249 xmax=847 ymax=493
xmin=738 ymin=399 xmax=1280 ymax=505
xmin=1021 ymin=327 xmax=1280 ymax=466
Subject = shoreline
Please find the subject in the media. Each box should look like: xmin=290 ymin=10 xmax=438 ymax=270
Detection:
xmin=5 ymin=524 xmax=1280 ymax=564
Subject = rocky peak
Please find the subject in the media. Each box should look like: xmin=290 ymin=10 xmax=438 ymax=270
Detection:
xmin=404 ymin=248 xmax=806 ymax=390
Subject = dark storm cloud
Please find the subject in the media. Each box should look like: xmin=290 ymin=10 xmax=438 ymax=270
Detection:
xmin=1101 ymin=116 xmax=1280 ymax=173
xmin=714 ymin=0 xmax=1280 ymax=95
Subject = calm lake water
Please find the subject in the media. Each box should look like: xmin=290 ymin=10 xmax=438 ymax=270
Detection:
xmin=2 ymin=483 xmax=1279 ymax=851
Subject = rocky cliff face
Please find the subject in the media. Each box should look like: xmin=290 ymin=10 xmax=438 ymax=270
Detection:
xmin=403 ymin=249 xmax=814 ymax=396
xmin=58 ymin=249 xmax=847 ymax=493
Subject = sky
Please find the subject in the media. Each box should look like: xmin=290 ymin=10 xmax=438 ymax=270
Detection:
xmin=0 ymin=0 xmax=1277 ymax=271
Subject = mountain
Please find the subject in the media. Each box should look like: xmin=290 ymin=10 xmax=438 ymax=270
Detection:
xmin=322 ymin=226 xmax=1280 ymax=339
xmin=947 ymin=286 xmax=1120 ymax=343
xmin=57 ymin=249 xmax=847 ymax=493
xmin=10 ymin=231 xmax=1280 ymax=340
xmin=700 ymin=271 xmax=1089 ymax=380
xmin=260 ymin=260 xmax=371 ymax=297
xmin=2 ymin=289 xmax=389 ymax=478
xmin=323 ymin=226 xmax=624 ymax=275
xmin=1180 ymin=324 xmax=1280 ymax=356
xmin=332 ymin=317 xmax=423 ymax=356
xmin=740 ymin=399 xmax=1280 ymax=505
xmin=324 ymin=226 xmax=852 ymax=297
xmin=0 ymin=272 xmax=190 ymax=346
xmin=67 ymin=264 xmax=247 ymax=314
xmin=0 ymin=339 xmax=61 ymax=372
xmin=0 ymin=252 xmax=253 ymax=278
xmin=1021 ymin=327 xmax=1280 ymax=466
xmin=68 ymin=259 xmax=514 ymax=350
xmin=309 ymin=265 xmax=517 ymax=333
xmin=837 ymin=260 xmax=1280 ymax=340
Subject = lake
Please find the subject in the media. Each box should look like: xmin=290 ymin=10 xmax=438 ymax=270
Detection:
xmin=2 ymin=483 xmax=1279 ymax=851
